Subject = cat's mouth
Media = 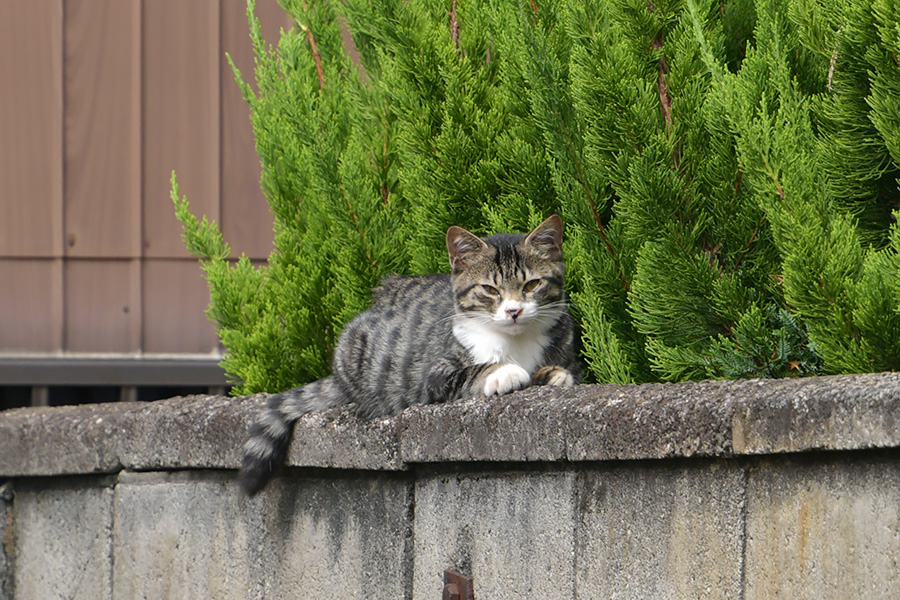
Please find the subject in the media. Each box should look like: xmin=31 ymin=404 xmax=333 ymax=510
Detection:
xmin=495 ymin=300 xmax=530 ymax=326
xmin=492 ymin=313 xmax=533 ymax=332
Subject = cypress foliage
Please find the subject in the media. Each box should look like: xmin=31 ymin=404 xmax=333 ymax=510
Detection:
xmin=695 ymin=0 xmax=900 ymax=373
xmin=175 ymin=0 xmax=900 ymax=394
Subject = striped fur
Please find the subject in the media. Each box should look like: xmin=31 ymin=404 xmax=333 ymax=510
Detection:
xmin=238 ymin=215 xmax=579 ymax=495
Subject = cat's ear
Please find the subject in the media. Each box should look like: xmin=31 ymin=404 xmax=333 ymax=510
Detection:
xmin=524 ymin=214 xmax=563 ymax=261
xmin=447 ymin=225 xmax=488 ymax=274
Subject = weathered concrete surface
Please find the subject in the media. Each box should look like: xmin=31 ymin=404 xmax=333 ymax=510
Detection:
xmin=564 ymin=381 xmax=738 ymax=461
xmin=0 ymin=394 xmax=402 ymax=476
xmin=12 ymin=478 xmax=114 ymax=600
xmin=404 ymin=372 xmax=900 ymax=464
xmin=0 ymin=396 xmax=250 ymax=476
xmin=112 ymin=470 xmax=412 ymax=600
xmin=731 ymin=374 xmax=900 ymax=454
xmin=285 ymin=407 xmax=402 ymax=470
xmin=400 ymin=385 xmax=572 ymax=463
xmin=413 ymin=471 xmax=575 ymax=600
xmin=575 ymin=460 xmax=745 ymax=599
xmin=3 ymin=373 xmax=900 ymax=599
xmin=0 ymin=402 xmax=143 ymax=475
xmin=3 ymin=373 xmax=900 ymax=476
xmin=115 ymin=395 xmax=251 ymax=471
xmin=745 ymin=454 xmax=900 ymax=600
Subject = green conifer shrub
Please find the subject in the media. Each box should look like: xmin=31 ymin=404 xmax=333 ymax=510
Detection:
xmin=175 ymin=0 xmax=900 ymax=394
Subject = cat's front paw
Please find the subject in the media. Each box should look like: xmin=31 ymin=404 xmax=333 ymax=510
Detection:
xmin=483 ymin=364 xmax=531 ymax=396
xmin=532 ymin=365 xmax=574 ymax=387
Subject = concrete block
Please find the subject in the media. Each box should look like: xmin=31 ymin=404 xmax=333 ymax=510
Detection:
xmin=744 ymin=455 xmax=900 ymax=600
xmin=116 ymin=395 xmax=252 ymax=471
xmin=401 ymin=373 xmax=900 ymax=467
xmin=252 ymin=471 xmax=413 ymax=599
xmin=12 ymin=477 xmax=113 ymax=600
xmin=731 ymin=373 xmax=900 ymax=455
xmin=564 ymin=380 xmax=741 ymax=461
xmin=113 ymin=470 xmax=412 ymax=600
xmin=412 ymin=470 xmax=575 ymax=600
xmin=286 ymin=407 xmax=402 ymax=470
xmin=575 ymin=460 xmax=745 ymax=599
xmin=0 ymin=396 xmax=250 ymax=476
xmin=0 ymin=403 xmax=138 ymax=476
xmin=122 ymin=393 xmax=403 ymax=471
xmin=400 ymin=385 xmax=571 ymax=464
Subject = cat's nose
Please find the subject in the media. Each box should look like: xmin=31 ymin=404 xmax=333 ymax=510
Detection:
xmin=506 ymin=307 xmax=523 ymax=321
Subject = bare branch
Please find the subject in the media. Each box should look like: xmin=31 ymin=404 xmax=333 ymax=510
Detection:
xmin=827 ymin=25 xmax=845 ymax=93
xmin=299 ymin=23 xmax=325 ymax=90
xmin=653 ymin=33 xmax=672 ymax=128
xmin=449 ymin=0 xmax=460 ymax=51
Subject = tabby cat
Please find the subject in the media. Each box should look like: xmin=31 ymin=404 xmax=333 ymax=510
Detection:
xmin=239 ymin=214 xmax=579 ymax=494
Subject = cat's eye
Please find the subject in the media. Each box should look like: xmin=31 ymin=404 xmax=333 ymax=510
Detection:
xmin=481 ymin=284 xmax=500 ymax=296
xmin=523 ymin=279 xmax=542 ymax=293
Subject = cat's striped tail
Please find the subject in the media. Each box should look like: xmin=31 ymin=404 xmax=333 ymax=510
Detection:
xmin=238 ymin=376 xmax=342 ymax=495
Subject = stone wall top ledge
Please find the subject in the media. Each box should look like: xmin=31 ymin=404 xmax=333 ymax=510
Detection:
xmin=1 ymin=372 xmax=899 ymax=477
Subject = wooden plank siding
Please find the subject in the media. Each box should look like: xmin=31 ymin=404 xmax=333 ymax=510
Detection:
xmin=142 ymin=0 xmax=222 ymax=260
xmin=0 ymin=0 xmax=65 ymax=259
xmin=64 ymin=0 xmax=142 ymax=259
xmin=0 ymin=0 xmax=288 ymax=358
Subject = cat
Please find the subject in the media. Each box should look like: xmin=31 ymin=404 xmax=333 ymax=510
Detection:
xmin=239 ymin=214 xmax=580 ymax=494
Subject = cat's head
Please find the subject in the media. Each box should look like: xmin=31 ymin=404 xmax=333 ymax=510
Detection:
xmin=446 ymin=215 xmax=566 ymax=333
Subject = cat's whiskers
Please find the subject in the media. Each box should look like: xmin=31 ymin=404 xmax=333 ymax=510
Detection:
xmin=445 ymin=312 xmax=493 ymax=327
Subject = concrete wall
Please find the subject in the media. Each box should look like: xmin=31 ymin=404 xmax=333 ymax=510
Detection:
xmin=2 ymin=373 xmax=900 ymax=599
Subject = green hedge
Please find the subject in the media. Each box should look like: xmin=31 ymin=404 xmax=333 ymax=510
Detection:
xmin=174 ymin=0 xmax=900 ymax=394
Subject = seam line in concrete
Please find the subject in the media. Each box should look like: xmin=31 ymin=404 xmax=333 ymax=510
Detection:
xmin=738 ymin=463 xmax=750 ymax=600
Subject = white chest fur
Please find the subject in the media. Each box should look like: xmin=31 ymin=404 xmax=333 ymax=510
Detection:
xmin=452 ymin=317 xmax=552 ymax=374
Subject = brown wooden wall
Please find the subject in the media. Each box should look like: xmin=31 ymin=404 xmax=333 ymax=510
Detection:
xmin=0 ymin=0 xmax=291 ymax=357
